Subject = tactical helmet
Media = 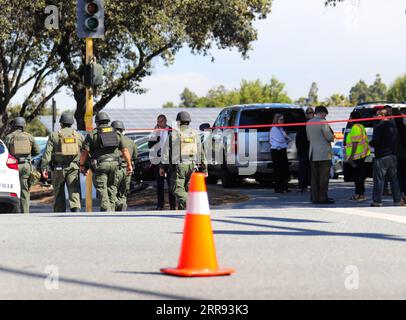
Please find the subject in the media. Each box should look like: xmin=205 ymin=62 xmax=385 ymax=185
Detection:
xmin=176 ymin=111 xmax=191 ymax=122
xmin=111 ymin=120 xmax=125 ymax=131
xmin=95 ymin=112 xmax=110 ymax=124
xmin=59 ymin=112 xmax=74 ymax=125
xmin=13 ymin=117 xmax=26 ymax=128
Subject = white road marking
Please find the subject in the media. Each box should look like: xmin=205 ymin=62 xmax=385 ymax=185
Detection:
xmin=324 ymin=208 xmax=406 ymax=225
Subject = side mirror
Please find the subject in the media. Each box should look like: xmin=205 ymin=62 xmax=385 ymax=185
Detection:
xmin=199 ymin=123 xmax=211 ymax=131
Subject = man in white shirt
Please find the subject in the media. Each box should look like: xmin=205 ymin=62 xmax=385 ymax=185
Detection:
xmin=149 ymin=115 xmax=176 ymax=210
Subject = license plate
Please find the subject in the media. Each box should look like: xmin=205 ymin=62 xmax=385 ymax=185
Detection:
xmin=0 ymin=183 xmax=14 ymax=189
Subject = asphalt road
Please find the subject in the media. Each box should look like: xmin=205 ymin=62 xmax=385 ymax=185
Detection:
xmin=1 ymin=203 xmax=406 ymax=299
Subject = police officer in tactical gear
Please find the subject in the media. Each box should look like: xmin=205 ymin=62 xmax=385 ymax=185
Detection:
xmin=160 ymin=111 xmax=207 ymax=210
xmin=41 ymin=112 xmax=84 ymax=212
xmin=111 ymin=120 xmax=137 ymax=211
xmin=80 ymin=112 xmax=133 ymax=212
xmin=4 ymin=117 xmax=40 ymax=213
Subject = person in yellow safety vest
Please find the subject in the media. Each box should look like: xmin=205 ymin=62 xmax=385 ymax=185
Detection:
xmin=345 ymin=110 xmax=371 ymax=201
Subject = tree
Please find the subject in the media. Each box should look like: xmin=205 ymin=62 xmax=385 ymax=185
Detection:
xmin=368 ymin=74 xmax=387 ymax=101
xmin=0 ymin=1 xmax=65 ymax=136
xmin=325 ymin=93 xmax=351 ymax=107
xmin=239 ymin=80 xmax=264 ymax=104
xmin=40 ymin=1 xmax=275 ymax=129
xmin=349 ymin=80 xmax=369 ymax=105
xmin=387 ymin=74 xmax=406 ymax=102
xmin=7 ymin=104 xmax=53 ymax=136
xmin=263 ymin=77 xmax=292 ymax=103
xmin=325 ymin=0 xmax=344 ymax=6
xmin=0 ymin=1 xmax=273 ymax=131
xmin=163 ymin=101 xmax=176 ymax=108
xmin=172 ymin=77 xmax=292 ymax=108
xmin=179 ymin=88 xmax=199 ymax=108
xmin=307 ymin=82 xmax=319 ymax=107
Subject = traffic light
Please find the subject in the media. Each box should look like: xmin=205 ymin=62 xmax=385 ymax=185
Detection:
xmin=84 ymin=62 xmax=104 ymax=88
xmin=77 ymin=0 xmax=105 ymax=38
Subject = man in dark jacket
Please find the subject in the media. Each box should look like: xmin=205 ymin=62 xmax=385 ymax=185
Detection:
xmin=296 ymin=107 xmax=314 ymax=192
xmin=148 ymin=114 xmax=176 ymax=210
xmin=370 ymin=106 xmax=403 ymax=206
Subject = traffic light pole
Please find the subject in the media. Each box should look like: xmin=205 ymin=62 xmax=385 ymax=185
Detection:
xmin=85 ymin=37 xmax=94 ymax=213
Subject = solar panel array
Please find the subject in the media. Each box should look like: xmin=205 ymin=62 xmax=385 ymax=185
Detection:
xmin=39 ymin=107 xmax=353 ymax=135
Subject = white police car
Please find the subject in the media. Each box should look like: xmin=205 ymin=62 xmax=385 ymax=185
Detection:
xmin=0 ymin=139 xmax=21 ymax=213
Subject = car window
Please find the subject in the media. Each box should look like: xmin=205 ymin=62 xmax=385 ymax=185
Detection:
xmin=347 ymin=108 xmax=380 ymax=129
xmin=239 ymin=108 xmax=306 ymax=132
xmin=137 ymin=140 xmax=149 ymax=153
xmin=228 ymin=110 xmax=238 ymax=127
xmin=0 ymin=141 xmax=5 ymax=155
xmin=214 ymin=111 xmax=227 ymax=127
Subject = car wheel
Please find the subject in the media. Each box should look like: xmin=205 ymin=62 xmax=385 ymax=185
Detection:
xmin=206 ymin=174 xmax=219 ymax=185
xmin=221 ymin=164 xmax=238 ymax=188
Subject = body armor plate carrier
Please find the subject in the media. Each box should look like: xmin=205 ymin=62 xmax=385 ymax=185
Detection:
xmin=11 ymin=132 xmax=31 ymax=158
xmin=179 ymin=130 xmax=198 ymax=159
xmin=59 ymin=130 xmax=79 ymax=156
xmin=98 ymin=127 xmax=119 ymax=148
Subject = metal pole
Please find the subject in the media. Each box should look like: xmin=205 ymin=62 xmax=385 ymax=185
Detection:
xmin=85 ymin=37 xmax=94 ymax=213
xmin=52 ymin=98 xmax=56 ymax=133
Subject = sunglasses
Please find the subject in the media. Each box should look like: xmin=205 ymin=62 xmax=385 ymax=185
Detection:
xmin=306 ymin=112 xmax=314 ymax=114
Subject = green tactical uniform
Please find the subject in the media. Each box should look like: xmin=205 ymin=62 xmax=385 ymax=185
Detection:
xmin=161 ymin=125 xmax=207 ymax=210
xmin=83 ymin=124 xmax=125 ymax=212
xmin=41 ymin=128 xmax=84 ymax=212
xmin=114 ymin=136 xmax=137 ymax=211
xmin=4 ymin=129 xmax=40 ymax=213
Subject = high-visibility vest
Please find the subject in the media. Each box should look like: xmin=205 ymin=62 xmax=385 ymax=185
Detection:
xmin=345 ymin=123 xmax=371 ymax=160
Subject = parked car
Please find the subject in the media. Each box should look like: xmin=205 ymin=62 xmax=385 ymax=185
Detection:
xmin=0 ymin=140 xmax=21 ymax=213
xmin=32 ymin=137 xmax=50 ymax=185
xmin=343 ymin=102 xmax=406 ymax=182
xmin=124 ymin=130 xmax=153 ymax=143
xmin=200 ymin=104 xmax=307 ymax=187
xmin=133 ymin=136 xmax=154 ymax=182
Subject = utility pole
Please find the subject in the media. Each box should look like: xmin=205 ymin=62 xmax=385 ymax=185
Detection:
xmin=85 ymin=38 xmax=94 ymax=213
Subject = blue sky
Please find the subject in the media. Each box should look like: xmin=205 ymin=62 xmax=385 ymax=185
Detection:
xmin=12 ymin=0 xmax=406 ymax=110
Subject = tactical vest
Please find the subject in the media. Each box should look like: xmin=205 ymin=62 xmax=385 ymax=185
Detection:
xmin=58 ymin=130 xmax=79 ymax=156
xmin=11 ymin=132 xmax=32 ymax=158
xmin=98 ymin=127 xmax=119 ymax=149
xmin=179 ymin=129 xmax=198 ymax=159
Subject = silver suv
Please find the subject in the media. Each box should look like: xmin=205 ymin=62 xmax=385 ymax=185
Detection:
xmin=200 ymin=104 xmax=307 ymax=187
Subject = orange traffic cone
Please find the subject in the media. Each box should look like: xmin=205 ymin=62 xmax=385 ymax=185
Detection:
xmin=161 ymin=172 xmax=235 ymax=277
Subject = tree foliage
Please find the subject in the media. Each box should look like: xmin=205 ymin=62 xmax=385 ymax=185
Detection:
xmin=349 ymin=74 xmax=388 ymax=105
xmin=387 ymin=74 xmax=406 ymax=102
xmin=325 ymin=93 xmax=351 ymax=107
xmin=307 ymin=82 xmax=319 ymax=107
xmin=0 ymin=0 xmax=65 ymax=136
xmin=165 ymin=77 xmax=292 ymax=108
xmin=0 ymin=0 xmax=273 ymax=132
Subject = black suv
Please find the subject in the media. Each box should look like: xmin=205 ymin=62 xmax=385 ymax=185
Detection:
xmin=200 ymin=104 xmax=307 ymax=187
xmin=343 ymin=102 xmax=406 ymax=181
